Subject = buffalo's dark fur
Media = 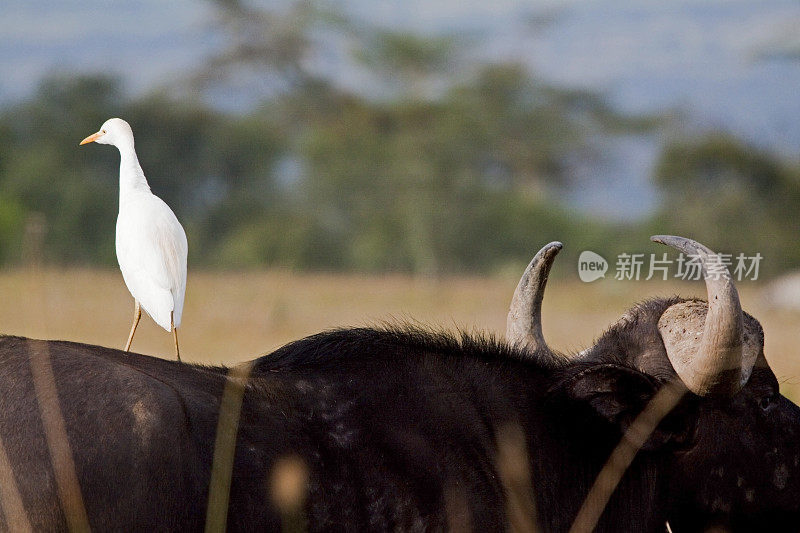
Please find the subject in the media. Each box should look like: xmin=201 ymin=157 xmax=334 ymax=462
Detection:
xmin=0 ymin=297 xmax=799 ymax=531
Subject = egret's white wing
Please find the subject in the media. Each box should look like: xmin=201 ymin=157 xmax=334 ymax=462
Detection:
xmin=116 ymin=193 xmax=187 ymax=331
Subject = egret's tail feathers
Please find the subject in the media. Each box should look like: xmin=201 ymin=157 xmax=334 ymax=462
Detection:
xmin=141 ymin=292 xmax=174 ymax=332
xmin=172 ymin=289 xmax=184 ymax=329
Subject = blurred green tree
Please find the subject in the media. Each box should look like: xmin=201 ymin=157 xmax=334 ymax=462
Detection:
xmin=654 ymin=134 xmax=800 ymax=274
xmin=2 ymin=1 xmax=795 ymax=278
xmin=0 ymin=75 xmax=121 ymax=263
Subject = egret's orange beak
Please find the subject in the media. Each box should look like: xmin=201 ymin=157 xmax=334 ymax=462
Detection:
xmin=79 ymin=131 xmax=104 ymax=146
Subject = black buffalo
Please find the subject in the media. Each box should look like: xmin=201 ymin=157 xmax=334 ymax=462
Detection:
xmin=0 ymin=235 xmax=798 ymax=532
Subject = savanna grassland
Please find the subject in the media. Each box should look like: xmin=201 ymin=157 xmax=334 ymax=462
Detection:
xmin=2 ymin=268 xmax=798 ymax=402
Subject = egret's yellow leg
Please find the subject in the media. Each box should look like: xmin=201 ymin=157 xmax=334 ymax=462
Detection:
xmin=124 ymin=300 xmax=141 ymax=352
xmin=172 ymin=312 xmax=181 ymax=362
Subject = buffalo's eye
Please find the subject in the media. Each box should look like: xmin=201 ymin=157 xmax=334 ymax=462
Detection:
xmin=759 ymin=396 xmax=773 ymax=411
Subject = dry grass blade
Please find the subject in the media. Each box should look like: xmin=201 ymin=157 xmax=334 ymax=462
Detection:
xmin=496 ymin=422 xmax=540 ymax=533
xmin=27 ymin=339 xmax=91 ymax=532
xmin=205 ymin=360 xmax=254 ymax=532
xmin=269 ymin=454 xmax=309 ymax=533
xmin=0 ymin=432 xmax=33 ymax=532
xmin=569 ymin=380 xmax=687 ymax=533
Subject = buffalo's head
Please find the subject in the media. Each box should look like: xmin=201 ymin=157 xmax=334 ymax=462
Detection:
xmin=507 ymin=236 xmax=800 ymax=532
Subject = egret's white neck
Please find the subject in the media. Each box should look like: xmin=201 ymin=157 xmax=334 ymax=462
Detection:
xmin=115 ymin=138 xmax=150 ymax=200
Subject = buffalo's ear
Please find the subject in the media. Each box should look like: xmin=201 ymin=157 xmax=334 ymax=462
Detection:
xmin=552 ymin=364 xmax=693 ymax=451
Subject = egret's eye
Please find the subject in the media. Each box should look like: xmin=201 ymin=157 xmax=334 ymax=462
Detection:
xmin=102 ymin=129 xmax=107 ymax=134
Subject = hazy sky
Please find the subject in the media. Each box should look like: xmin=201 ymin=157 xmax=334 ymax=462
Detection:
xmin=0 ymin=0 xmax=215 ymax=100
xmin=3 ymin=1 xmax=799 ymax=145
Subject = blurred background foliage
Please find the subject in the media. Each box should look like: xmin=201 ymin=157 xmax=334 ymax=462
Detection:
xmin=1 ymin=0 xmax=798 ymax=277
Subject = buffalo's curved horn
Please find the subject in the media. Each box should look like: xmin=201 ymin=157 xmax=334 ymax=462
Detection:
xmin=507 ymin=242 xmax=563 ymax=353
xmin=651 ymin=235 xmax=754 ymax=396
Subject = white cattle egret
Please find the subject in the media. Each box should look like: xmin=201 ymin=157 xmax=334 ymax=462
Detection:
xmin=80 ymin=118 xmax=187 ymax=361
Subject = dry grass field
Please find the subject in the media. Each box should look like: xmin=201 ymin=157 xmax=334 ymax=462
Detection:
xmin=2 ymin=267 xmax=799 ymax=401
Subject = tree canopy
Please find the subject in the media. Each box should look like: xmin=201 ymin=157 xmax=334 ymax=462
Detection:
xmin=0 ymin=1 xmax=797 ymax=277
